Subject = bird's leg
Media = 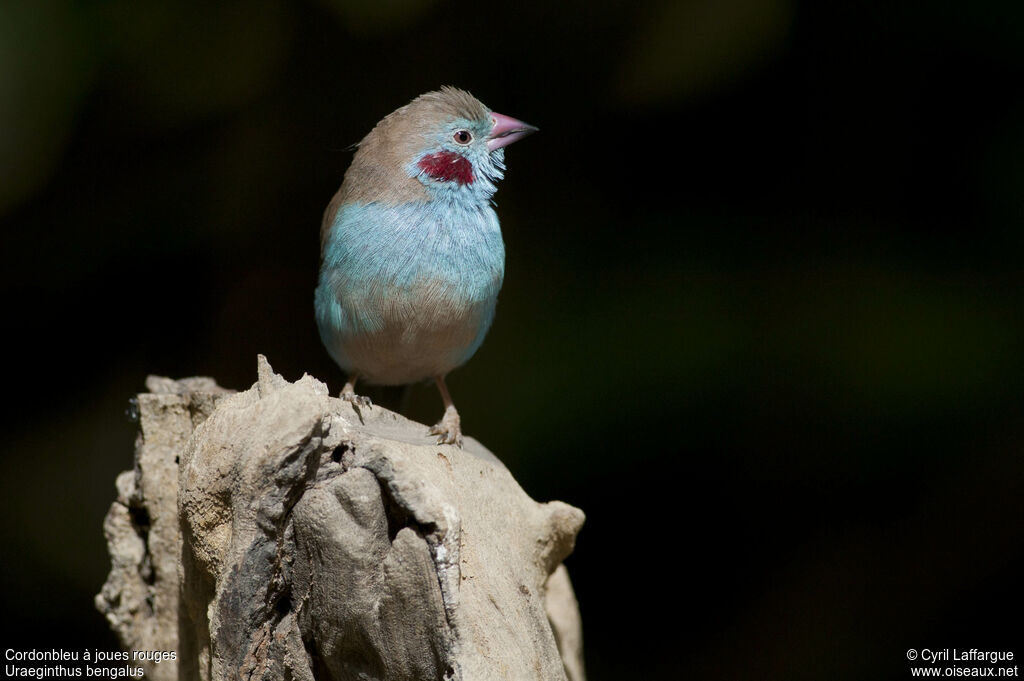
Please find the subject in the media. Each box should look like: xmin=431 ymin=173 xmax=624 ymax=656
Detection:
xmin=428 ymin=375 xmax=463 ymax=447
xmin=340 ymin=374 xmax=372 ymax=408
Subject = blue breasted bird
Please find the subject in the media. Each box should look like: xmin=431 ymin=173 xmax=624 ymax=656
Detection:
xmin=315 ymin=87 xmax=536 ymax=447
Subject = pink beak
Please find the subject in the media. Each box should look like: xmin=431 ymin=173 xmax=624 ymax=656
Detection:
xmin=487 ymin=112 xmax=538 ymax=152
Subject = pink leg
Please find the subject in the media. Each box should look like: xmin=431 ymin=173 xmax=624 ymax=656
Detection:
xmin=340 ymin=374 xmax=372 ymax=407
xmin=427 ymin=375 xmax=463 ymax=447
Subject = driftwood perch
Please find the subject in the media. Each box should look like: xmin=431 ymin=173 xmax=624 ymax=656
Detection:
xmin=96 ymin=356 xmax=585 ymax=681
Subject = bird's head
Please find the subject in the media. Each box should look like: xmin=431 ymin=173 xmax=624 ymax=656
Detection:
xmin=338 ymin=87 xmax=537 ymax=207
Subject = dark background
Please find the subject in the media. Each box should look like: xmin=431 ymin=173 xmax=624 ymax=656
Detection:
xmin=2 ymin=0 xmax=1022 ymax=677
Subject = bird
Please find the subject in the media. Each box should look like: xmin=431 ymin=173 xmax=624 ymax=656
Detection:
xmin=315 ymin=87 xmax=536 ymax=447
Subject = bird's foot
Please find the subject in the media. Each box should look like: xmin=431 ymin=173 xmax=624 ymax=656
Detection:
xmin=428 ymin=405 xmax=463 ymax=447
xmin=340 ymin=390 xmax=372 ymax=408
xmin=340 ymin=389 xmax=372 ymax=425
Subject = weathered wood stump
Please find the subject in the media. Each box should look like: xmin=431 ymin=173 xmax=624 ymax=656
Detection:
xmin=96 ymin=356 xmax=585 ymax=681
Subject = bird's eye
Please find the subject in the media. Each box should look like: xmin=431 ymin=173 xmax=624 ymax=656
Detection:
xmin=453 ymin=130 xmax=473 ymax=145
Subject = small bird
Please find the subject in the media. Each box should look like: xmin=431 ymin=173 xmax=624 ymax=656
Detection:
xmin=315 ymin=87 xmax=536 ymax=446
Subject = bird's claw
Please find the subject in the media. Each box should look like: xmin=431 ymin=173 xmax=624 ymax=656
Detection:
xmin=340 ymin=391 xmax=372 ymax=408
xmin=428 ymin=406 xmax=463 ymax=448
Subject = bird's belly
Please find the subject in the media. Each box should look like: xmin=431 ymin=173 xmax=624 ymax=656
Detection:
xmin=324 ymin=275 xmax=499 ymax=385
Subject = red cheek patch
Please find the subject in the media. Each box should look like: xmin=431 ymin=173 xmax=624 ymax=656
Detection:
xmin=417 ymin=151 xmax=475 ymax=185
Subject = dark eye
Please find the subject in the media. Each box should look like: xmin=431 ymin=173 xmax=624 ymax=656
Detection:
xmin=453 ymin=130 xmax=473 ymax=145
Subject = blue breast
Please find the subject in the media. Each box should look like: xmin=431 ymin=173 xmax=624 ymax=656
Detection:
xmin=315 ymin=200 xmax=505 ymax=384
